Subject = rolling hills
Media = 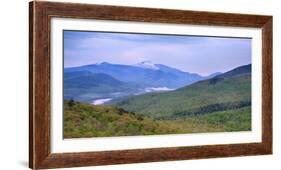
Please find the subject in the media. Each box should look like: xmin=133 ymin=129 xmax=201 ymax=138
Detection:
xmin=111 ymin=64 xmax=251 ymax=119
xmin=64 ymin=61 xmax=217 ymax=103
xmin=63 ymin=64 xmax=252 ymax=138
xmin=64 ymin=71 xmax=143 ymax=102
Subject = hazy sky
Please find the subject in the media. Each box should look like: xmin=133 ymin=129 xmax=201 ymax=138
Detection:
xmin=64 ymin=30 xmax=251 ymax=76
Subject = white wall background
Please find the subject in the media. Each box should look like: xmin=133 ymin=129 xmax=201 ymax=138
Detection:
xmin=0 ymin=0 xmax=279 ymax=169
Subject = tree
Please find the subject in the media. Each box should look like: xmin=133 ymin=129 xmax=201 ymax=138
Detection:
xmin=68 ymin=99 xmax=75 ymax=107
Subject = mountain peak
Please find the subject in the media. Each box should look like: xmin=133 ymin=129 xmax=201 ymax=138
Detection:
xmin=96 ymin=62 xmax=110 ymax=65
xmin=135 ymin=60 xmax=159 ymax=70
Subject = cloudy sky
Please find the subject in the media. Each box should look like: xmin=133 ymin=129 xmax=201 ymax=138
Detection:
xmin=64 ymin=30 xmax=251 ymax=76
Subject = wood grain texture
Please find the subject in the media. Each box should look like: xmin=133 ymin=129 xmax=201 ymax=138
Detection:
xmin=29 ymin=2 xmax=34 ymax=168
xmin=30 ymin=1 xmax=51 ymax=169
xmin=261 ymin=17 xmax=273 ymax=153
xmin=29 ymin=1 xmax=273 ymax=169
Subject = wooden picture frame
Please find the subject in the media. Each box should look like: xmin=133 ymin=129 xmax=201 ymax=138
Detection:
xmin=29 ymin=1 xmax=272 ymax=169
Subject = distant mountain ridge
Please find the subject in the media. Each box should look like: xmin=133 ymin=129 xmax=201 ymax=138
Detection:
xmin=64 ymin=71 xmax=143 ymax=102
xmin=215 ymin=64 xmax=251 ymax=79
xmin=189 ymin=64 xmax=251 ymax=86
xmin=65 ymin=61 xmax=205 ymax=89
xmin=64 ymin=71 xmax=124 ymax=88
xmin=64 ymin=62 xmax=250 ymax=104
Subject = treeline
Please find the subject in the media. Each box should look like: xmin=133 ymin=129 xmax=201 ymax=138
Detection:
xmin=157 ymin=101 xmax=251 ymax=120
xmin=63 ymin=100 xmax=182 ymax=138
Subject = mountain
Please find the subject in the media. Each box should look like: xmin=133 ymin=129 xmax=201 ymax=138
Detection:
xmin=64 ymin=62 xmax=247 ymax=104
xmin=134 ymin=60 xmax=159 ymax=70
xmin=64 ymin=64 xmax=252 ymax=138
xmin=65 ymin=61 xmax=204 ymax=89
xmin=111 ymin=64 xmax=251 ymax=119
xmin=215 ymin=64 xmax=251 ymax=79
xmin=64 ymin=71 xmax=143 ymax=102
xmin=64 ymin=71 xmax=124 ymax=88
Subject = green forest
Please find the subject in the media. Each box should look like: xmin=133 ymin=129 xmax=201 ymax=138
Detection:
xmin=64 ymin=100 xmax=250 ymax=138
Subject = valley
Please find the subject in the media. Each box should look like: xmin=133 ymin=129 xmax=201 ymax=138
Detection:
xmin=63 ymin=62 xmax=252 ymax=138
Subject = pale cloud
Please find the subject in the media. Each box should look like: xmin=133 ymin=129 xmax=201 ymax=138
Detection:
xmin=64 ymin=31 xmax=251 ymax=76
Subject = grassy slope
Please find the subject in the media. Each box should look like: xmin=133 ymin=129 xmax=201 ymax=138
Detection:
xmin=64 ymin=101 xmax=181 ymax=138
xmin=112 ymin=73 xmax=251 ymax=119
xmin=64 ymin=101 xmax=251 ymax=138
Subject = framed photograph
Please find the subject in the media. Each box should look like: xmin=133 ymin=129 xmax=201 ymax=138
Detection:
xmin=29 ymin=1 xmax=272 ymax=169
